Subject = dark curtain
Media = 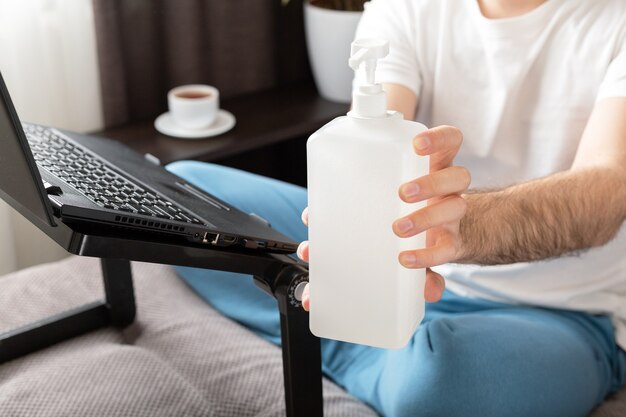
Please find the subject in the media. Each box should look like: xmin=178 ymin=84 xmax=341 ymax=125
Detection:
xmin=92 ymin=0 xmax=310 ymax=128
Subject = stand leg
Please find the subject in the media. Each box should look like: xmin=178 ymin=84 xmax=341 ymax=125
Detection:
xmin=279 ymin=305 xmax=323 ymax=417
xmin=0 ymin=302 xmax=109 ymax=363
xmin=100 ymin=258 xmax=136 ymax=327
xmin=0 ymin=258 xmax=136 ymax=363
xmin=271 ymin=266 xmax=323 ymax=417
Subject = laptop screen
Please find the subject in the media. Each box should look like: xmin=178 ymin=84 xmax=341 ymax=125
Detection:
xmin=0 ymin=72 xmax=56 ymax=227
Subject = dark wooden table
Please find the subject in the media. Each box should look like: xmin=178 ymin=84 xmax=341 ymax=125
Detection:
xmin=95 ymin=83 xmax=349 ymax=172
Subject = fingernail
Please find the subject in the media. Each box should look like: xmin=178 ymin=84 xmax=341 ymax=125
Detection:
xmin=400 ymin=253 xmax=417 ymax=267
xmin=396 ymin=218 xmax=413 ymax=233
xmin=297 ymin=242 xmax=305 ymax=258
xmin=416 ymin=136 xmax=431 ymax=151
xmin=301 ymin=207 xmax=308 ymax=225
xmin=403 ymin=183 xmax=420 ymax=198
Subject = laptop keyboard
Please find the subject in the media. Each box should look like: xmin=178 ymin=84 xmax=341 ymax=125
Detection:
xmin=23 ymin=124 xmax=205 ymax=225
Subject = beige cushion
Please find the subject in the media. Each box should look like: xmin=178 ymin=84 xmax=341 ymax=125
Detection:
xmin=0 ymin=256 xmax=624 ymax=416
xmin=0 ymin=256 xmax=376 ymax=417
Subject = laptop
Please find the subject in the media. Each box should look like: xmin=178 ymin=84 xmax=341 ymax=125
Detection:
xmin=0 ymin=71 xmax=298 ymax=254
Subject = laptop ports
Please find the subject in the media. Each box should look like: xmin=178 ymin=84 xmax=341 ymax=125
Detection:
xmin=202 ymin=232 xmax=220 ymax=245
xmin=222 ymin=235 xmax=236 ymax=243
xmin=243 ymin=239 xmax=267 ymax=249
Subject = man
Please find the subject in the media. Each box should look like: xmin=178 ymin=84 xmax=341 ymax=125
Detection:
xmin=167 ymin=0 xmax=626 ymax=415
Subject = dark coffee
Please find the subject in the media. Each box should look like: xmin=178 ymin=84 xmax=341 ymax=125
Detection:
xmin=176 ymin=90 xmax=211 ymax=99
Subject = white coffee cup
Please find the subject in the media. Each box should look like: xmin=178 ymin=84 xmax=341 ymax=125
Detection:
xmin=168 ymin=84 xmax=219 ymax=130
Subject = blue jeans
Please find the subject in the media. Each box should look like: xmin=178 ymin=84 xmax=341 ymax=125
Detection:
xmin=167 ymin=161 xmax=626 ymax=417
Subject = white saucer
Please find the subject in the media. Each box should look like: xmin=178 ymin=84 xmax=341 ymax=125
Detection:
xmin=154 ymin=109 xmax=236 ymax=139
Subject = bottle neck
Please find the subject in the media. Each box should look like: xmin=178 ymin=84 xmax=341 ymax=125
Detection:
xmin=347 ymin=110 xmax=402 ymax=122
xmin=350 ymin=84 xmax=387 ymax=118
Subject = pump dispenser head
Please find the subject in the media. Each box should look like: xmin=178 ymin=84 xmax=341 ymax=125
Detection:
xmin=349 ymin=39 xmax=390 ymax=119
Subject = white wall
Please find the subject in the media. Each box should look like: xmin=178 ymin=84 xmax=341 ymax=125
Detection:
xmin=0 ymin=0 xmax=104 ymax=275
xmin=0 ymin=202 xmax=17 ymax=276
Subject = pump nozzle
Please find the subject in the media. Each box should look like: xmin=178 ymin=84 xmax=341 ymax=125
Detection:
xmin=349 ymin=39 xmax=389 ymax=85
xmin=348 ymin=39 xmax=390 ymax=119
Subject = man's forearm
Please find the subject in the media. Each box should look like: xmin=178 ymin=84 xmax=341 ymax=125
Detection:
xmin=458 ymin=166 xmax=626 ymax=265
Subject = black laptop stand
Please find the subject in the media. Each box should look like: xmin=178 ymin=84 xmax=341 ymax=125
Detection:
xmin=0 ymin=222 xmax=322 ymax=417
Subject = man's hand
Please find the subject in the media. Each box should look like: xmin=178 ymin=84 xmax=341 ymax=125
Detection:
xmin=297 ymin=125 xmax=471 ymax=311
xmin=392 ymin=126 xmax=470 ymax=301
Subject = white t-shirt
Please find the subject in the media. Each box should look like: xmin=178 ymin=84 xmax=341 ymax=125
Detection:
xmin=356 ymin=0 xmax=626 ymax=348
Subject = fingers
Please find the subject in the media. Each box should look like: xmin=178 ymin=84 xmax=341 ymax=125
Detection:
xmin=398 ymin=234 xmax=460 ymax=268
xmin=399 ymin=166 xmax=471 ymax=203
xmin=425 ymin=269 xmax=445 ymax=303
xmin=302 ymin=284 xmax=310 ymax=311
xmin=299 ymin=208 xmax=309 ymax=262
xmin=393 ymin=196 xmax=467 ymax=237
xmin=297 ymin=241 xmax=309 ymax=262
xmin=301 ymin=207 xmax=309 ymax=226
xmin=413 ymin=125 xmax=463 ymax=171
xmin=297 ymin=238 xmax=309 ymax=311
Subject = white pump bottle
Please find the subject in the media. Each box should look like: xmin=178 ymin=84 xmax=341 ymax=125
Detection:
xmin=307 ymin=39 xmax=429 ymax=349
